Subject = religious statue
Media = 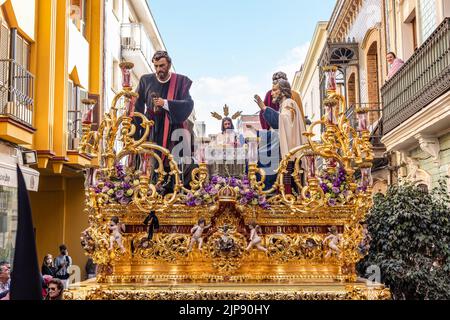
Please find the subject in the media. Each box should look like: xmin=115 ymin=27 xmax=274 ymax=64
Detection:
xmin=133 ymin=50 xmax=195 ymax=192
xmin=322 ymin=226 xmax=341 ymax=258
xmin=254 ymin=78 xmax=307 ymax=193
xmin=208 ymin=105 xmax=245 ymax=177
xmin=245 ymin=222 xmax=267 ymax=252
xmin=259 ymin=71 xmax=306 ymax=130
xmin=109 ymin=216 xmax=126 ymax=253
xmin=188 ymin=218 xmax=212 ymax=252
xmin=143 ymin=211 xmax=159 ymax=240
xmin=219 ymin=224 xmax=235 ymax=253
xmin=211 ymin=105 xmax=243 ymax=147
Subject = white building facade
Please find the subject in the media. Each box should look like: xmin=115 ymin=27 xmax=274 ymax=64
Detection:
xmin=292 ymin=22 xmax=328 ymax=141
xmin=103 ymin=0 xmax=167 ymax=112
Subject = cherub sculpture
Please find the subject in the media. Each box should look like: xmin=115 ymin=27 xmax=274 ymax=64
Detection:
xmin=188 ymin=218 xmax=211 ymax=252
xmin=109 ymin=216 xmax=126 ymax=253
xmin=246 ymin=222 xmax=267 ymax=252
xmin=322 ymin=226 xmax=341 ymax=258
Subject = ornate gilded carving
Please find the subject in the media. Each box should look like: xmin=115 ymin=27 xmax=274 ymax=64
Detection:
xmin=69 ymin=63 xmax=388 ymax=300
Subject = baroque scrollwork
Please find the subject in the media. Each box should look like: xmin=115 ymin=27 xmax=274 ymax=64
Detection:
xmin=70 ymin=63 xmax=388 ymax=300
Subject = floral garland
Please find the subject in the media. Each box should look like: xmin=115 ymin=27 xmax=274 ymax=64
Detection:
xmin=93 ymin=163 xmax=139 ymax=205
xmin=184 ymin=175 xmax=270 ymax=209
xmin=319 ymin=165 xmax=364 ymax=206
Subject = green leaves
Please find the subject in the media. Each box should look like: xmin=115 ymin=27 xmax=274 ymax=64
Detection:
xmin=357 ymin=179 xmax=450 ymax=299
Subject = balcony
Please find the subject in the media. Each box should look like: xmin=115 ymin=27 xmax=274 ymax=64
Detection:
xmin=66 ymin=83 xmax=93 ymax=168
xmin=345 ymin=103 xmax=385 ymax=159
xmin=0 ymin=59 xmax=35 ymax=145
xmin=121 ymin=23 xmax=155 ymax=77
xmin=381 ymin=18 xmax=450 ymax=136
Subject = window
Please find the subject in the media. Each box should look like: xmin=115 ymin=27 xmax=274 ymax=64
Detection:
xmin=0 ymin=22 xmax=9 ymax=60
xmin=0 ymin=22 xmax=9 ymax=109
xmin=419 ymin=0 xmax=437 ymax=41
xmin=67 ymin=80 xmax=88 ymax=150
xmin=15 ymin=34 xmax=30 ymax=70
xmin=411 ymin=16 xmax=418 ymax=50
xmin=0 ymin=186 xmax=18 ymax=265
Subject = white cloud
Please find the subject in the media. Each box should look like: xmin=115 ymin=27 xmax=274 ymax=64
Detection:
xmin=270 ymin=42 xmax=310 ymax=82
xmin=191 ymin=42 xmax=311 ymax=135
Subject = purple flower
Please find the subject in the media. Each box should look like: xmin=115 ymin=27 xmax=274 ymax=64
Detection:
xmin=328 ymin=198 xmax=337 ymax=206
xmin=209 ymin=188 xmax=218 ymax=195
xmin=186 ymin=199 xmax=195 ymax=207
xmin=261 ymin=202 xmax=270 ymax=209
xmin=122 ymin=182 xmax=131 ymax=189
xmin=211 ymin=176 xmax=219 ymax=184
xmin=245 ymin=191 xmax=254 ymax=201
xmin=320 ymin=183 xmax=328 ymax=192
xmin=186 ymin=193 xmax=194 ymax=200
xmin=240 ymin=198 xmax=248 ymax=205
xmin=119 ymin=197 xmax=130 ymax=205
xmin=115 ymin=189 xmax=124 ymax=199
xmin=229 ymin=177 xmax=238 ymax=187
xmin=106 ymin=181 xmax=114 ymax=189
xmin=101 ymin=186 xmax=110 ymax=193
xmin=332 ymin=187 xmax=340 ymax=194
xmin=194 ymin=198 xmax=203 ymax=206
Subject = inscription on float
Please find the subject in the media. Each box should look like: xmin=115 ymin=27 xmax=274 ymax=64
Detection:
xmin=262 ymin=225 xmax=344 ymax=234
xmin=125 ymin=225 xmax=343 ymax=234
xmin=125 ymin=225 xmax=193 ymax=234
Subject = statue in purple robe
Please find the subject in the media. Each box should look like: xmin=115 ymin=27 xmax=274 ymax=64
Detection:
xmin=133 ymin=51 xmax=195 ymax=192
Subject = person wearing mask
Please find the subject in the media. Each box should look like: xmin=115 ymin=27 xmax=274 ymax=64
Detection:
xmin=54 ymin=244 xmax=72 ymax=288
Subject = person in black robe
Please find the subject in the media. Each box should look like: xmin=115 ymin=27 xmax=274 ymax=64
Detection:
xmin=143 ymin=211 xmax=159 ymax=240
xmin=133 ymin=51 xmax=195 ymax=193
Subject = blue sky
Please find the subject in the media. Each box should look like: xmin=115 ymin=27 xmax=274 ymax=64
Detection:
xmin=149 ymin=0 xmax=336 ymax=134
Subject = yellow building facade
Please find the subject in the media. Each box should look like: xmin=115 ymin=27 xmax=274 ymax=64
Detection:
xmin=0 ymin=0 xmax=103 ymax=278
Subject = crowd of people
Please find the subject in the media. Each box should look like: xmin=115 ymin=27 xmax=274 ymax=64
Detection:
xmin=0 ymin=244 xmax=96 ymax=300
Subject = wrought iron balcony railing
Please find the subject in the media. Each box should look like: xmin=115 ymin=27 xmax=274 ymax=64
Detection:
xmin=345 ymin=102 xmax=383 ymax=147
xmin=381 ymin=18 xmax=450 ymax=135
xmin=0 ymin=59 xmax=34 ymax=127
xmin=120 ymin=23 xmax=154 ymax=68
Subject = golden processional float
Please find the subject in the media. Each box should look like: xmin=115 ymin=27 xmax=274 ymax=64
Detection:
xmin=66 ymin=63 xmax=390 ymax=300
